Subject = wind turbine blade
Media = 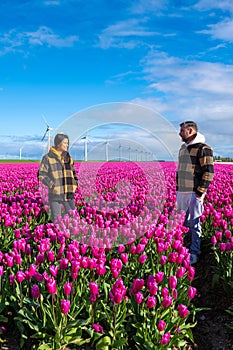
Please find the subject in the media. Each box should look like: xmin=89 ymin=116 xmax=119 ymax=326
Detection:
xmin=42 ymin=114 xmax=49 ymax=127
xmin=41 ymin=129 xmax=48 ymax=141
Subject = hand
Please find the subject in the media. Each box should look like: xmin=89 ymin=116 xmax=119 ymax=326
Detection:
xmin=51 ymin=186 xmax=59 ymax=194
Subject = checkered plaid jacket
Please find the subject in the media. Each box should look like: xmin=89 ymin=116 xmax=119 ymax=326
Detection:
xmin=176 ymin=142 xmax=214 ymax=197
xmin=38 ymin=147 xmax=78 ymax=201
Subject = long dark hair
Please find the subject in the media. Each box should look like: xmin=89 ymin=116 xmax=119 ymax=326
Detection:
xmin=54 ymin=133 xmax=71 ymax=163
xmin=54 ymin=133 xmax=69 ymax=148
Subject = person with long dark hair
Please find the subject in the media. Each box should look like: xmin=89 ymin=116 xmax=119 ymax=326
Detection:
xmin=38 ymin=133 xmax=78 ymax=221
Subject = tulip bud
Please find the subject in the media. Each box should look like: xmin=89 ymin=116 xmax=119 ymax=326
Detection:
xmin=64 ymin=282 xmax=72 ymax=295
xmin=135 ymin=292 xmax=143 ymax=304
xmin=31 ymin=284 xmax=40 ymax=298
xmin=47 ymin=278 xmax=57 ymax=294
xmin=16 ymin=271 xmax=25 ymax=283
xmin=157 ymin=320 xmax=166 ymax=332
xmin=168 ymin=276 xmax=177 ymax=289
xmin=160 ymin=332 xmax=171 ymax=345
xmin=162 ymin=296 xmax=172 ymax=308
xmin=93 ymin=324 xmax=104 ymax=333
xmin=89 ymin=282 xmax=99 ymax=296
xmin=178 ymin=304 xmax=189 ymax=318
xmin=187 ymin=286 xmax=197 ymax=299
xmin=138 ymin=254 xmax=147 ymax=264
xmin=155 ymin=272 xmax=164 ymax=283
xmin=146 ymin=296 xmax=156 ymax=308
xmin=60 ymin=299 xmax=70 ymax=314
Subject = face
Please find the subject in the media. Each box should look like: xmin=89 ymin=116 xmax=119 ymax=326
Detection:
xmin=179 ymin=126 xmax=194 ymax=143
xmin=57 ymin=138 xmax=69 ymax=152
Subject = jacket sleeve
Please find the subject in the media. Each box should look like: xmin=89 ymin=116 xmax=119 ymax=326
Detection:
xmin=37 ymin=155 xmax=55 ymax=189
xmin=70 ymin=157 xmax=78 ymax=186
xmin=196 ymin=146 xmax=214 ymax=196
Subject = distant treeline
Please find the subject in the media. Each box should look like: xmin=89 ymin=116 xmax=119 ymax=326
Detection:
xmin=214 ymin=156 xmax=233 ymax=162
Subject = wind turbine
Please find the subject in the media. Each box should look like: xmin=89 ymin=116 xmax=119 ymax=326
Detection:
xmin=105 ymin=139 xmax=109 ymax=162
xmin=81 ymin=131 xmax=89 ymax=161
xmin=135 ymin=149 xmax=138 ymax=162
xmin=128 ymin=145 xmax=131 ymax=161
xmin=19 ymin=147 xmax=23 ymax=160
xmin=41 ymin=115 xmax=55 ymax=151
xmin=118 ymin=143 xmax=122 ymax=161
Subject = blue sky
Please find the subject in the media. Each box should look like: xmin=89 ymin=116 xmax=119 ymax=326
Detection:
xmin=0 ymin=0 xmax=233 ymax=160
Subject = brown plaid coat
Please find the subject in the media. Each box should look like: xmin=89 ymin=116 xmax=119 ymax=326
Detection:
xmin=176 ymin=142 xmax=214 ymax=196
xmin=38 ymin=147 xmax=78 ymax=201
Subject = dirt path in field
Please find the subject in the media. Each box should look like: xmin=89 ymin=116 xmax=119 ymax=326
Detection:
xmin=188 ymin=242 xmax=233 ymax=350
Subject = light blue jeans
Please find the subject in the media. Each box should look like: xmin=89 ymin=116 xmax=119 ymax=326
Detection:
xmin=49 ymin=199 xmax=76 ymax=222
xmin=177 ymin=192 xmax=204 ymax=255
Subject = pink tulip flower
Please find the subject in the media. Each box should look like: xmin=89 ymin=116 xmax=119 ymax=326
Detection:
xmin=49 ymin=265 xmax=59 ymax=277
xmin=176 ymin=266 xmax=186 ymax=279
xmin=96 ymin=264 xmax=106 ymax=275
xmin=162 ymin=296 xmax=173 ymax=308
xmin=33 ymin=271 xmax=44 ymax=282
xmin=168 ymin=276 xmax=177 ymax=289
xmin=135 ymin=292 xmax=143 ymax=304
xmin=159 ymin=255 xmax=167 ymax=265
xmin=146 ymin=296 xmax=156 ymax=308
xmin=89 ymin=282 xmax=99 ymax=296
xmin=160 ymin=332 xmax=171 ymax=345
xmin=157 ymin=320 xmax=166 ymax=332
xmin=187 ymin=266 xmax=195 ymax=281
xmin=31 ymin=284 xmax=40 ymax=298
xmin=60 ymin=258 xmax=69 ymax=270
xmin=155 ymin=272 xmax=164 ymax=283
xmin=93 ymin=324 xmax=104 ymax=333
xmin=132 ymin=279 xmax=144 ymax=294
xmin=121 ymin=253 xmax=128 ymax=264
xmin=138 ymin=254 xmax=147 ymax=264
xmin=64 ymin=283 xmax=72 ymax=295
xmin=47 ymin=278 xmax=57 ymax=294
xmin=178 ymin=304 xmax=189 ymax=318
xmin=60 ymin=299 xmax=70 ymax=314
xmin=117 ymin=244 xmax=125 ymax=253
xmin=161 ymin=287 xmax=169 ymax=298
xmin=16 ymin=271 xmax=25 ymax=283
xmin=47 ymin=251 xmax=55 ymax=262
xmin=188 ymin=286 xmax=197 ymax=299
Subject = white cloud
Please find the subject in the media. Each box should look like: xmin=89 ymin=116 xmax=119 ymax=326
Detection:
xmin=195 ymin=0 xmax=233 ymax=13
xmin=25 ymin=26 xmax=78 ymax=47
xmin=43 ymin=0 xmax=60 ymax=5
xmin=142 ymin=51 xmax=233 ymax=97
xmin=129 ymin=0 xmax=169 ymax=15
xmin=97 ymin=18 xmax=158 ymax=49
xmin=0 ymin=30 xmax=24 ymax=55
xmin=199 ymin=19 xmax=233 ymax=42
xmin=130 ymin=97 xmax=172 ymax=115
xmin=130 ymin=51 xmax=233 ymax=156
xmin=0 ymin=135 xmax=46 ymax=160
xmin=208 ymin=43 xmax=226 ymax=51
xmin=0 ymin=26 xmax=78 ymax=55
xmin=105 ymin=71 xmax=138 ymax=85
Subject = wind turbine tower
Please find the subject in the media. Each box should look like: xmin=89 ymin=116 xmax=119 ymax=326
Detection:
xmin=81 ymin=131 xmax=89 ymax=161
xmin=105 ymin=140 xmax=109 ymax=162
xmin=19 ymin=147 xmax=23 ymax=160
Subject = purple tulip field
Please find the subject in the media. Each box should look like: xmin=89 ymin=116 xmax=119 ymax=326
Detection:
xmin=0 ymin=161 xmax=232 ymax=349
